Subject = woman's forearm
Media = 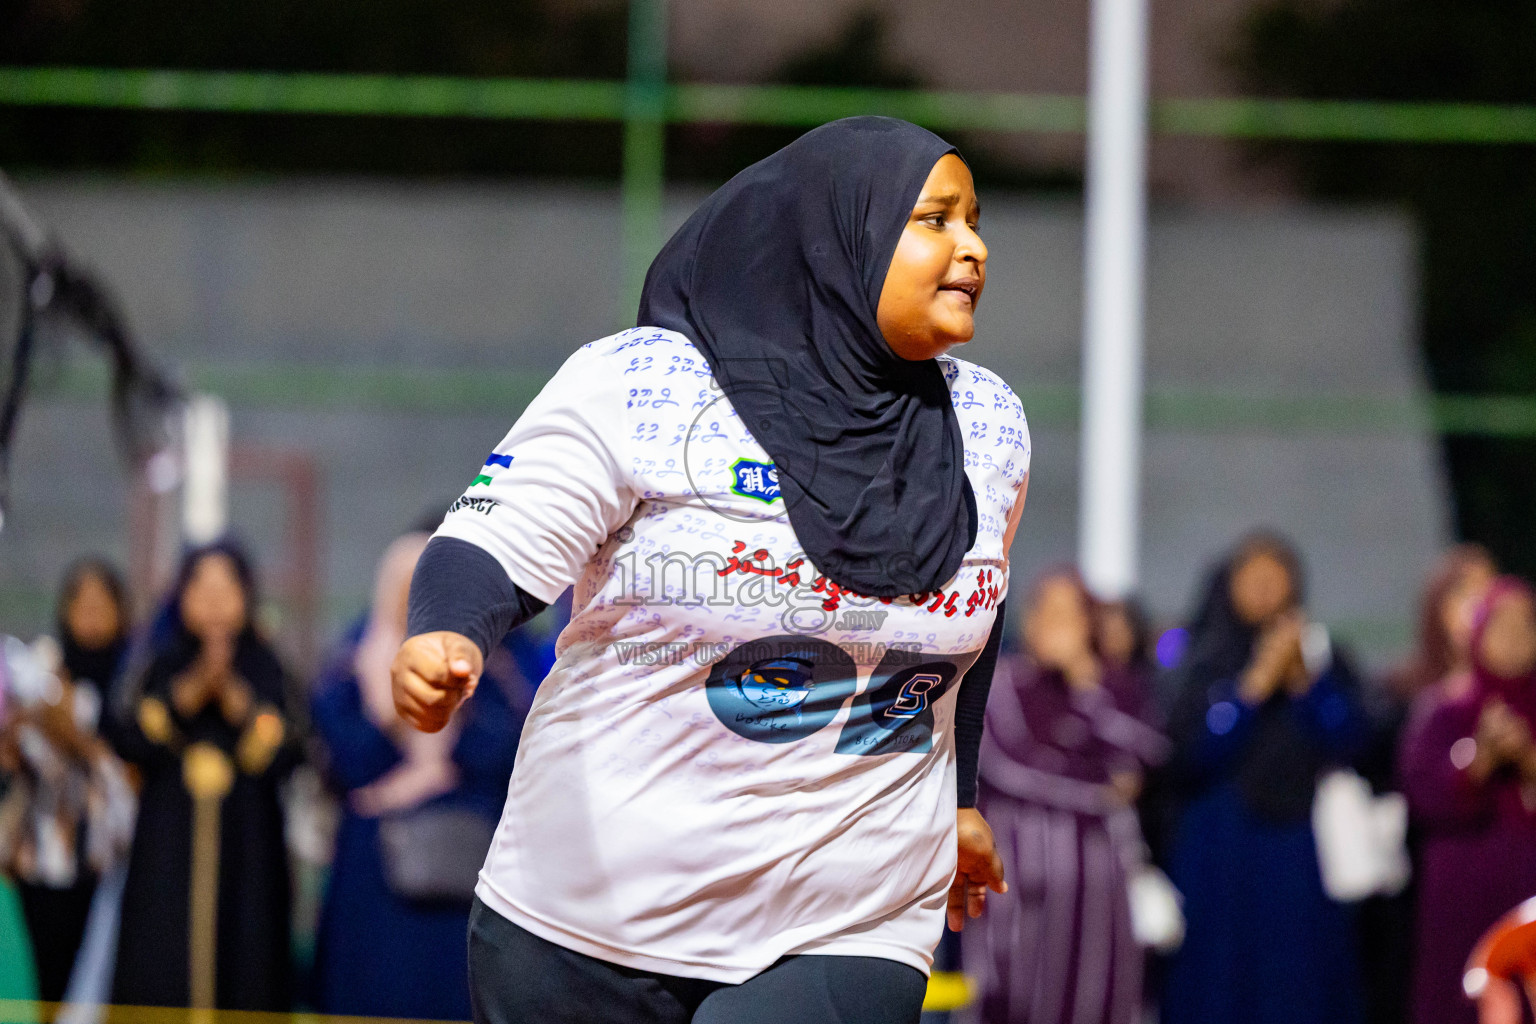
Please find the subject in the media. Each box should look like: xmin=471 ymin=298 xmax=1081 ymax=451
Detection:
xmin=406 ymin=537 xmax=549 ymax=655
xmin=955 ymin=601 xmax=1006 ymax=809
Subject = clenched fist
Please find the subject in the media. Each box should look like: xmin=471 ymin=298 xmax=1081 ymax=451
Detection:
xmin=391 ymin=631 xmax=484 ymax=733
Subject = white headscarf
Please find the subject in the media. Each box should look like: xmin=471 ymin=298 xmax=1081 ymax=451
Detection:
xmin=350 ymin=533 xmax=461 ymax=817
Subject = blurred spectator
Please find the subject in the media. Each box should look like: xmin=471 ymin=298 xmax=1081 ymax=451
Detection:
xmin=1159 ymin=533 xmax=1367 ymax=1024
xmin=1399 ymin=577 xmax=1536 ymax=1024
xmin=108 ymin=540 xmax=301 ymax=1010
xmin=1094 ymin=596 xmax=1155 ymax=682
xmin=963 ymin=569 xmax=1168 ymax=1024
xmin=1386 ymin=544 xmax=1498 ymax=703
xmin=309 ymin=533 xmax=524 ymax=1020
xmin=55 ymin=560 xmax=133 ymax=698
xmin=1356 ymin=543 xmax=1495 ymax=1024
xmin=0 ymin=647 xmax=37 ymax=1003
xmin=0 ymin=560 xmax=135 ymax=1000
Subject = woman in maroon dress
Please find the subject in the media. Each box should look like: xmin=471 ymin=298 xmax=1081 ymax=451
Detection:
xmin=964 ymin=569 xmax=1167 ymax=1024
xmin=1400 ymin=577 xmax=1536 ymax=1024
xmin=1386 ymin=544 xmax=1497 ymax=703
xmin=1353 ymin=546 xmax=1495 ymax=1024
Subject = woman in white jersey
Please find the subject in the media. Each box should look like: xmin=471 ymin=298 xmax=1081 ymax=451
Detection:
xmin=393 ymin=116 xmax=1030 ymax=1024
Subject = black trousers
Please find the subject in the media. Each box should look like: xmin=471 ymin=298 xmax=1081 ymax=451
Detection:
xmin=18 ymin=877 xmax=97 ymax=1001
xmin=468 ymin=899 xmax=927 ymax=1024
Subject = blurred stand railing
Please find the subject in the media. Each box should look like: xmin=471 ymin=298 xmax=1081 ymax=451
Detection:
xmin=2 ymin=67 xmax=1536 ymax=142
xmin=226 ymin=445 xmax=322 ymax=675
xmin=25 ymin=359 xmax=1536 ymax=438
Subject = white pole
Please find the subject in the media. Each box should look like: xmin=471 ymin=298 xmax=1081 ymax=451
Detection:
xmin=182 ymin=394 xmax=230 ymax=545
xmin=1078 ymin=0 xmax=1151 ymax=600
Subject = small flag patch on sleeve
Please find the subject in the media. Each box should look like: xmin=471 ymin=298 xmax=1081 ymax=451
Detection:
xmin=471 ymin=452 xmax=513 ymax=486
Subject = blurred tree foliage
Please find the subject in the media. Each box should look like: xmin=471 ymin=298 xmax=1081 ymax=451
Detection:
xmin=1233 ymin=0 xmax=1536 ymax=574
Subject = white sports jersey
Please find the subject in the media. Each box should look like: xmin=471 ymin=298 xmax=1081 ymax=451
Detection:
xmin=438 ymin=327 xmax=1030 ymax=982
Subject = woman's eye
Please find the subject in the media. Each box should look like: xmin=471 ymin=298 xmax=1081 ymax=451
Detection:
xmin=922 ymin=213 xmax=946 ymax=228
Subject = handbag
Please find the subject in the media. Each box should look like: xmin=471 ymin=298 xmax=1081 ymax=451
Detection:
xmin=1109 ymin=807 xmax=1186 ymax=953
xmin=1312 ymin=768 xmax=1411 ymax=903
xmin=378 ymin=807 xmax=496 ymax=903
xmin=1129 ymin=863 xmax=1186 ymax=953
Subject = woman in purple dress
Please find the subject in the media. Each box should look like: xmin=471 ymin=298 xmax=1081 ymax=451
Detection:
xmin=1401 ymin=576 xmax=1536 ymax=1024
xmin=1357 ymin=544 xmax=1495 ymax=1024
xmin=1393 ymin=545 xmax=1498 ymax=701
xmin=964 ymin=569 xmax=1167 ymax=1024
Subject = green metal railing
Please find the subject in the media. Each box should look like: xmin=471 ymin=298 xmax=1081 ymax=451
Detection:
xmin=5 ymin=66 xmax=1536 ymax=143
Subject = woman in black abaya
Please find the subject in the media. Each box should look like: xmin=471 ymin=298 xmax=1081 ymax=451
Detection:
xmin=109 ymin=541 xmax=300 ymax=1010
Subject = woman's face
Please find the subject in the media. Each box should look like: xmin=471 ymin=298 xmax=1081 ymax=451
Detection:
xmin=876 ymin=154 xmax=987 ymax=361
xmin=1479 ymin=591 xmax=1536 ymax=680
xmin=1229 ymin=549 xmax=1295 ymax=627
xmin=1442 ymin=558 xmax=1496 ymax=664
xmin=1024 ymin=575 xmax=1093 ymax=668
xmin=180 ymin=553 xmax=248 ymax=641
xmin=66 ymin=573 xmax=122 ymax=650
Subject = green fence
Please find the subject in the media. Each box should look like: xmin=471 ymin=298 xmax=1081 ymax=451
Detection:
xmin=5 ymin=66 xmax=1536 ymax=142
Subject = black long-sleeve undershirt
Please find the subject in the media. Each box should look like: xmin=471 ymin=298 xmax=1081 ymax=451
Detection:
xmin=406 ymin=537 xmax=547 ymax=655
xmin=954 ymin=600 xmax=1004 ymax=809
xmin=405 ymin=536 xmax=1003 ymax=807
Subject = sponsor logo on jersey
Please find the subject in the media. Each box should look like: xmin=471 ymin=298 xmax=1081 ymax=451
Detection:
xmin=446 ymin=495 xmax=497 ymax=516
xmin=732 ymin=656 xmax=817 ymax=712
xmin=472 ymin=452 xmax=514 ymax=487
xmin=705 ymin=638 xmax=858 ymax=744
xmin=729 ymin=458 xmax=780 ymax=504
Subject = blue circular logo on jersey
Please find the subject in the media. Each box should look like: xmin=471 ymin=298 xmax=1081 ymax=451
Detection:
xmin=705 ymin=636 xmax=857 ymax=743
xmin=732 ymin=656 xmax=817 ymax=712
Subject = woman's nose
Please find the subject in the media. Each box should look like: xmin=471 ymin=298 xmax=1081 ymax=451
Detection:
xmin=958 ymin=227 xmax=987 ymax=266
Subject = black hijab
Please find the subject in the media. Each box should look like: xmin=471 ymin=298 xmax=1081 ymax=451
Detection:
xmin=1178 ymin=533 xmax=1306 ymax=687
xmin=638 ymin=116 xmax=977 ymax=598
xmin=1165 ymin=532 xmax=1356 ymax=823
xmin=143 ymin=539 xmax=288 ymax=708
xmin=56 ymin=557 xmax=130 ymax=689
